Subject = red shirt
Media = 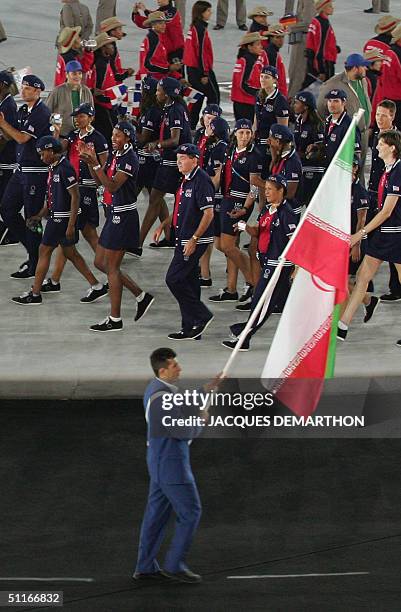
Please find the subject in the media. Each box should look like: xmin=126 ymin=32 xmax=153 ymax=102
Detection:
xmin=258 ymin=207 xmax=276 ymax=253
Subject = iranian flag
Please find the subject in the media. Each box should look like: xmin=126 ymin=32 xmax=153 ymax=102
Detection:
xmin=261 ymin=118 xmax=357 ymax=416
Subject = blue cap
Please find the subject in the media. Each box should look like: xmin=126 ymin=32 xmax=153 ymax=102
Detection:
xmin=142 ymin=74 xmax=158 ymax=93
xmin=210 ymin=117 xmax=230 ymax=141
xmin=0 ymin=71 xmax=15 ymax=87
xmin=115 ymin=121 xmax=136 ymax=142
xmin=266 ymin=174 xmax=287 ymax=189
xmin=202 ymin=104 xmax=222 ymax=117
xmin=324 ymin=88 xmax=347 ymax=100
xmin=295 ymin=90 xmax=316 ymax=109
xmin=261 ymin=65 xmax=278 ymax=79
xmin=175 ymin=143 xmax=201 ymax=157
xmin=36 ymin=136 xmax=63 ymax=153
xmin=158 ymin=76 xmax=181 ymax=97
xmin=65 ymin=60 xmax=83 ymax=73
xmin=71 ymin=102 xmax=95 ymax=117
xmin=269 ymin=123 xmax=294 ymax=141
xmin=234 ymin=118 xmax=253 ymax=131
xmin=22 ymin=74 xmax=45 ymax=91
xmin=345 ymin=53 xmax=370 ymax=68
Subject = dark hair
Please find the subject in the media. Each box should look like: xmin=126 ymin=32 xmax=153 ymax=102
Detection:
xmin=150 ymin=347 xmax=177 ymax=376
xmin=191 ymin=0 xmax=212 ymax=24
xmin=266 ymin=180 xmax=287 ymax=198
xmin=227 ymin=129 xmax=254 ymax=157
xmin=378 ymin=129 xmax=401 ymax=158
xmin=306 ymin=107 xmax=324 ymax=133
xmin=139 ymin=90 xmax=161 ymax=116
xmin=169 ymin=93 xmax=189 ymax=113
xmin=377 ymin=99 xmax=396 ymax=115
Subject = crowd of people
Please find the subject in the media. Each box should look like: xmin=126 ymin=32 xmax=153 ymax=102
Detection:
xmin=1 ymin=1 xmax=401 ymax=347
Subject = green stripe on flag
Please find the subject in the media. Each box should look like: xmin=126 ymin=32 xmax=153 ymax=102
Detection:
xmin=325 ymin=304 xmax=341 ymax=378
xmin=335 ymin=123 xmax=356 ymax=172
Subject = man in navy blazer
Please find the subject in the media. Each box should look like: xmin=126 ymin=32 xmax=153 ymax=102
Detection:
xmin=134 ymin=347 xmax=214 ymax=584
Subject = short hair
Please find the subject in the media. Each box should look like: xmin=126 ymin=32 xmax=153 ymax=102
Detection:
xmin=150 ymin=347 xmax=177 ymax=376
xmin=191 ymin=1 xmax=212 ymax=24
xmin=378 ymin=129 xmax=401 ymax=159
xmin=377 ymin=99 xmax=397 ymax=115
xmin=266 ymin=180 xmax=287 ymax=198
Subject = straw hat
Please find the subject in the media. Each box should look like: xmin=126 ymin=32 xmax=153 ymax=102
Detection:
xmin=58 ymin=26 xmax=81 ymax=54
xmin=315 ymin=0 xmax=333 ymax=12
xmin=391 ymin=23 xmax=401 ymax=43
xmin=266 ymin=24 xmax=288 ymax=36
xmin=94 ymin=32 xmax=117 ymax=50
xmin=238 ymin=32 xmax=268 ymax=46
xmin=100 ymin=17 xmax=126 ymax=32
xmin=143 ymin=11 xmax=166 ymax=27
xmin=363 ymin=48 xmax=385 ymax=62
xmin=374 ymin=15 xmax=400 ymax=34
xmin=247 ymin=6 xmax=273 ymax=19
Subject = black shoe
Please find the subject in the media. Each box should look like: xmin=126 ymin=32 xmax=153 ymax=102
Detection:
xmin=238 ymin=24 xmax=248 ymax=30
xmin=199 ymin=277 xmax=212 ymax=287
xmin=379 ymin=292 xmax=401 ymax=302
xmin=236 ymin=302 xmax=251 ymax=311
xmin=135 ymin=292 xmax=154 ymax=322
xmin=209 ymin=289 xmax=238 ymax=302
xmin=213 ymin=24 xmax=224 ymax=30
xmin=0 ymin=229 xmax=19 ymax=246
xmin=187 ymin=315 xmax=214 ymax=339
xmin=363 ymin=7 xmax=374 ymax=12
xmin=126 ymin=247 xmax=143 ymax=258
xmin=80 ymin=284 xmax=108 ymax=303
xmin=238 ymin=283 xmax=253 ymax=303
xmin=221 ymin=338 xmax=250 ymax=351
xmin=90 ymin=317 xmax=123 ymax=332
xmin=396 ymin=339 xmax=401 ymax=347
xmin=12 ymin=290 xmax=42 ymax=306
xmin=133 ymin=571 xmax=164 ymax=581
xmin=167 ymin=330 xmax=192 ymax=340
xmin=363 ymin=296 xmax=380 ymax=323
xmin=41 ymin=278 xmax=61 ymax=293
xmin=336 ymin=326 xmax=348 ymax=341
xmin=10 ymin=266 xmax=35 ymax=279
xmin=271 ymin=306 xmax=282 ymax=315
xmin=149 ymin=238 xmax=174 ymax=249
xmin=161 ymin=569 xmax=202 ymax=583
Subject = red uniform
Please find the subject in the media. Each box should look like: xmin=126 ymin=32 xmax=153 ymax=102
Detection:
xmin=231 ymin=51 xmax=261 ymax=105
xmin=138 ymin=30 xmax=181 ymax=80
xmin=262 ymin=44 xmax=288 ymax=97
xmin=95 ymin=62 xmax=118 ymax=109
xmin=305 ymin=14 xmax=337 ymax=81
xmin=132 ymin=2 xmax=184 ymax=60
xmin=183 ymin=23 xmax=214 ymax=74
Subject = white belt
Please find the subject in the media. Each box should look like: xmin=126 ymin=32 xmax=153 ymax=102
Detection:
xmin=112 ymin=203 xmax=137 ymax=212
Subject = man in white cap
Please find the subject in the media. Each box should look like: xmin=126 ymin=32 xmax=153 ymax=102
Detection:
xmin=213 ymin=0 xmax=247 ymax=31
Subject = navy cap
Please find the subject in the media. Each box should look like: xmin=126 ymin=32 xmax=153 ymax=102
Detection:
xmin=175 ymin=143 xmax=201 ymax=157
xmin=142 ymin=74 xmax=158 ymax=93
xmin=71 ymin=102 xmax=95 ymax=117
xmin=269 ymin=123 xmax=294 ymax=141
xmin=202 ymin=104 xmax=222 ymax=117
xmin=266 ymin=173 xmax=288 ymax=189
xmin=36 ymin=136 xmax=63 ymax=153
xmin=158 ymin=76 xmax=181 ymax=97
xmin=65 ymin=60 xmax=83 ymax=73
xmin=0 ymin=71 xmax=15 ymax=87
xmin=261 ymin=65 xmax=278 ymax=79
xmin=234 ymin=118 xmax=253 ymax=131
xmin=210 ymin=117 xmax=230 ymax=141
xmin=325 ymin=88 xmax=347 ymax=100
xmin=115 ymin=121 xmax=136 ymax=142
xmin=345 ymin=53 xmax=370 ymax=68
xmin=295 ymin=90 xmax=316 ymax=109
xmin=22 ymin=74 xmax=45 ymax=91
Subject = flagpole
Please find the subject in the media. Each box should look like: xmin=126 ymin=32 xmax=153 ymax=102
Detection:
xmin=221 ymin=109 xmax=364 ymax=378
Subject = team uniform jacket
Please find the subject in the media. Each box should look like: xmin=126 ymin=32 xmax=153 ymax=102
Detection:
xmin=324 ymin=111 xmax=361 ymax=165
xmin=257 ymin=201 xmax=298 ymax=266
xmin=110 ymin=44 xmax=130 ymax=82
xmin=221 ymin=145 xmax=262 ymax=203
xmin=254 ymin=89 xmax=290 ymax=146
xmin=159 ymin=101 xmax=192 ymax=167
xmin=172 ymin=165 xmax=214 ymax=248
xmin=66 ymin=127 xmax=108 ymax=189
xmin=204 ymin=139 xmax=228 ymax=208
xmin=305 ymin=14 xmax=337 ymax=79
xmin=15 ymin=99 xmax=51 ymax=180
xmin=294 ymin=115 xmax=325 ymax=201
xmin=45 ymin=156 xmax=78 ymax=219
xmin=138 ymin=30 xmax=182 ymax=80
xmin=0 ymin=94 xmax=18 ymax=173
xmin=133 ymin=2 xmax=184 ymax=60
xmin=270 ymin=148 xmax=303 ymax=216
xmin=103 ymin=145 xmax=139 ymax=212
xmin=231 ymin=51 xmax=261 ymax=105
xmin=183 ymin=21 xmax=213 ymax=76
xmin=93 ymin=56 xmax=118 ymax=109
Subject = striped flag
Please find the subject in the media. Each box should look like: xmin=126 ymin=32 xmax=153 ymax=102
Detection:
xmin=121 ymin=78 xmax=143 ymax=117
xmin=261 ymin=118 xmax=356 ymax=416
xmin=104 ymin=83 xmax=128 ymax=106
xmin=182 ymin=86 xmax=204 ymax=109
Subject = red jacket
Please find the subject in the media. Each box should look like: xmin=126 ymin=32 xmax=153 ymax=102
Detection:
xmin=132 ymin=2 xmax=184 ymax=58
xmin=231 ymin=51 xmax=261 ymax=105
xmin=372 ymin=47 xmax=401 ymax=115
xmin=54 ymin=50 xmax=94 ymax=87
xmin=262 ymin=44 xmax=288 ymax=97
xmin=138 ymin=30 xmax=181 ymax=80
xmin=183 ymin=21 xmax=213 ymax=74
xmin=306 ymin=15 xmax=338 ymax=67
xmin=94 ymin=61 xmax=118 ymax=109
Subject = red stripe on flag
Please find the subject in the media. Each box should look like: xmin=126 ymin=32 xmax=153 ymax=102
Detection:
xmin=286 ymin=215 xmax=349 ymax=302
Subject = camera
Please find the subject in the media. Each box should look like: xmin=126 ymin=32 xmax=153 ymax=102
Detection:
xmin=50 ymin=113 xmax=62 ymax=132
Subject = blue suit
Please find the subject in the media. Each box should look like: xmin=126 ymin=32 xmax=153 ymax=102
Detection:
xmin=135 ymin=378 xmax=203 ymax=574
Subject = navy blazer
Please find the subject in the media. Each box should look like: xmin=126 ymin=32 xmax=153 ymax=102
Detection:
xmin=143 ymin=378 xmax=204 ymax=485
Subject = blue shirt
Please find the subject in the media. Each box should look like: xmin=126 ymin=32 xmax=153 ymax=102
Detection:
xmin=351 ymin=179 xmax=370 ymax=234
xmin=47 ymin=156 xmax=78 ymax=216
xmin=174 ymin=166 xmax=214 ymax=246
xmin=66 ymin=127 xmax=108 ymax=189
xmin=257 ymin=200 xmax=298 ymax=265
xmin=204 ymin=139 xmax=227 ymax=202
xmin=378 ymin=159 xmax=401 ymax=234
xmin=223 ymin=145 xmax=263 ymax=202
xmin=294 ymin=115 xmax=324 ymax=158
xmin=105 ymin=145 xmax=139 ymax=209
xmin=137 ymin=105 xmax=163 ymax=159
xmin=16 ymin=99 xmax=51 ymax=174
xmin=160 ymin=101 xmax=192 ymax=162
xmin=254 ymin=89 xmax=289 ymax=144
xmin=0 ymin=94 xmax=18 ymax=169
xmin=270 ymin=147 xmax=303 ymax=216
xmin=324 ymin=111 xmax=361 ymax=166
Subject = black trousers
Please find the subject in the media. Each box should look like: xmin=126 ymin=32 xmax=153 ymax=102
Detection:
xmin=186 ymin=68 xmax=220 ymax=130
xmin=233 ymin=101 xmax=255 ymax=122
xmin=0 ymin=169 xmax=18 ymax=243
xmin=93 ymin=104 xmax=118 ymax=144
xmin=388 ymin=262 xmax=401 ymax=295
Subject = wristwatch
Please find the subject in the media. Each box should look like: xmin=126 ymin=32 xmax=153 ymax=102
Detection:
xmin=360 ymin=228 xmax=367 ymax=237
xmin=92 ymin=164 xmax=101 ymax=171
xmin=192 ymin=235 xmax=199 ymax=241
